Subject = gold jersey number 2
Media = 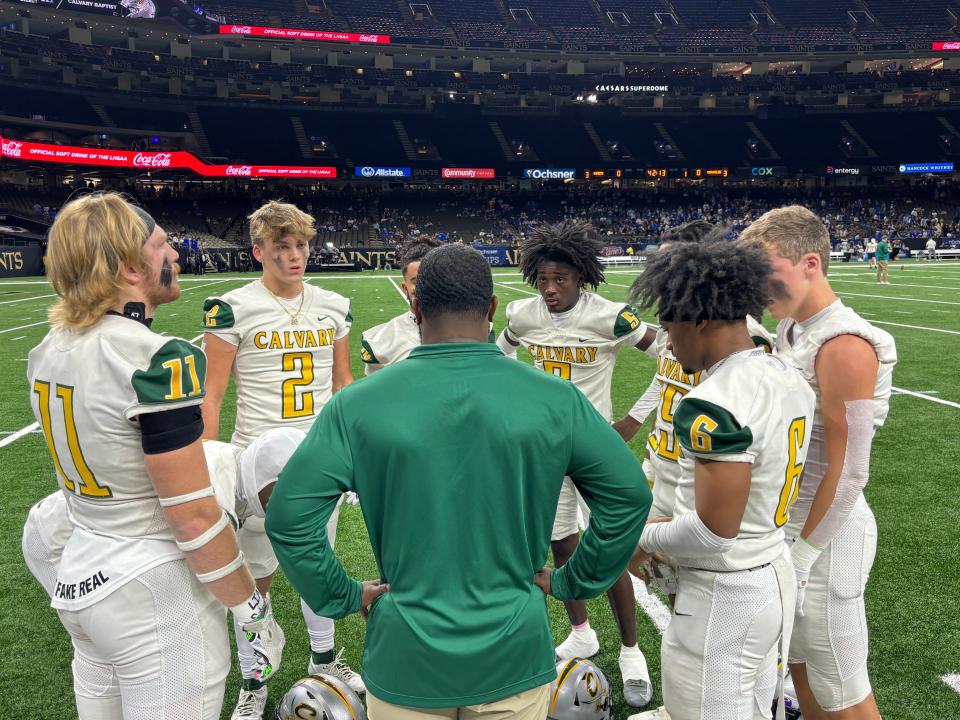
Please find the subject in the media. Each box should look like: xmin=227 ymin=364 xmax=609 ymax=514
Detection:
xmin=282 ymin=352 xmax=315 ymax=419
xmin=33 ymin=380 xmax=112 ymax=499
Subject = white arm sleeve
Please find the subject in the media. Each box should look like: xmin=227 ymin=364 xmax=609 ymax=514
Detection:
xmin=496 ymin=329 xmax=518 ymax=359
xmin=639 ymin=511 xmax=735 ymax=558
xmin=805 ymin=400 xmax=874 ymax=550
xmin=627 ymin=374 xmax=661 ymax=424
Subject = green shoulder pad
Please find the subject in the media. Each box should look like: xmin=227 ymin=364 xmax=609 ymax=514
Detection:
xmin=613 ymin=305 xmax=643 ymax=338
xmin=132 ymin=340 xmax=207 ymax=406
xmin=345 ymin=306 xmax=354 ymax=324
xmin=359 ymin=337 xmax=379 ymax=365
xmin=751 ymin=334 xmax=773 ymax=353
xmin=202 ymin=298 xmax=235 ymax=330
xmin=674 ymin=396 xmax=753 ymax=456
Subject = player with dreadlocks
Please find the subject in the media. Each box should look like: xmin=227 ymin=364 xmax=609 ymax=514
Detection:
xmin=626 ymin=238 xmax=815 ymax=720
xmin=614 ymin=221 xmax=774 ymax=523
xmin=496 ymin=220 xmax=657 ymax=708
xmin=360 ymin=237 xmax=442 ymax=374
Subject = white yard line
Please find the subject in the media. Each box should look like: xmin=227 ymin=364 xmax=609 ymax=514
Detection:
xmin=0 ymin=320 xmax=47 ymax=335
xmin=0 ymin=293 xmax=56 ymax=306
xmin=178 ymin=279 xmax=230 ymax=293
xmin=837 ymin=292 xmax=960 ymax=306
xmin=632 ymin=576 xmax=672 ymax=634
xmin=870 ymin=320 xmax=960 ymax=336
xmin=940 ymin=674 xmax=960 ymax=696
xmin=493 ymin=282 xmax=538 ymax=297
xmin=830 ymin=279 xmax=960 ymax=291
xmin=0 ymin=421 xmax=40 ymax=449
xmin=891 ymin=387 xmax=960 ymax=410
xmin=387 ymin=276 xmax=408 ymax=303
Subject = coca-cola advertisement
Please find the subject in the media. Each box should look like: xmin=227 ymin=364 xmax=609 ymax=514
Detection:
xmin=219 ymin=25 xmax=390 ymax=44
xmin=0 ymin=137 xmax=337 ymax=178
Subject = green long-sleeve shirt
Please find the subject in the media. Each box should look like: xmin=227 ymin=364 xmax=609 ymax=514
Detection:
xmin=265 ymin=342 xmax=650 ymax=709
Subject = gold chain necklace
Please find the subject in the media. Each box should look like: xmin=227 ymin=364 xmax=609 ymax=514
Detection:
xmin=262 ymin=281 xmax=305 ymax=326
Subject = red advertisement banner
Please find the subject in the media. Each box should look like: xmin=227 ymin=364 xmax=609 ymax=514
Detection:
xmin=0 ymin=138 xmax=337 ymax=178
xmin=219 ymin=25 xmax=390 ymax=44
xmin=441 ymin=168 xmax=496 ymax=179
xmin=932 ymin=42 xmax=960 ymax=51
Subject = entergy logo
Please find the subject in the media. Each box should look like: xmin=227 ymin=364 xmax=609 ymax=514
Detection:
xmin=226 ymin=165 xmax=253 ymax=176
xmin=133 ymin=153 xmax=173 ymax=168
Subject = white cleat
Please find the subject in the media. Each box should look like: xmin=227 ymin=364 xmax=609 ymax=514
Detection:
xmin=555 ymin=626 xmax=600 ymax=661
xmin=620 ymin=646 xmax=653 ymax=707
xmin=309 ymin=648 xmax=366 ymax=694
xmin=230 ymin=686 xmax=268 ymax=720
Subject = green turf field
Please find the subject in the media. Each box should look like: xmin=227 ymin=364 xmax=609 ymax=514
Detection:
xmin=1 ymin=259 xmax=958 ymax=719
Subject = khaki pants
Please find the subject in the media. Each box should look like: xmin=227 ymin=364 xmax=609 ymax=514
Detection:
xmin=876 ymin=260 xmax=888 ymax=283
xmin=367 ymin=684 xmax=550 ymax=720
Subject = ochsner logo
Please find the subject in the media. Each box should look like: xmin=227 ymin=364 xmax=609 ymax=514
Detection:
xmin=226 ymin=165 xmax=253 ymax=176
xmin=2 ymin=140 xmax=23 ymax=157
xmin=524 ymin=168 xmax=575 ymax=180
xmin=133 ymin=153 xmax=173 ymax=168
xmin=230 ymin=25 xmax=253 ymax=34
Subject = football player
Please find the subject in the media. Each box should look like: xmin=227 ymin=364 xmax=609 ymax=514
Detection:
xmin=26 ymin=193 xmax=280 ymax=720
xmin=200 ymin=200 xmax=361 ymax=719
xmin=360 ymin=238 xmax=440 ymax=374
xmin=741 ymin=206 xmax=896 ymax=720
xmin=626 ymin=235 xmax=815 ymax=720
xmin=614 ymin=221 xmax=774 ymax=521
xmin=496 ymin=220 xmax=657 ymax=708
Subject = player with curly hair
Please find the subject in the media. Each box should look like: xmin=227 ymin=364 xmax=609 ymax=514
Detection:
xmin=626 ymin=238 xmax=816 ymax=720
xmin=496 ymin=220 xmax=658 ymax=708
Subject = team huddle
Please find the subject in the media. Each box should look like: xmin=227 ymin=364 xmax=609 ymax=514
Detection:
xmin=21 ymin=193 xmax=894 ymax=720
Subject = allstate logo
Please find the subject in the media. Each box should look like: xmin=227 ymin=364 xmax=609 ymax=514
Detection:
xmin=361 ymin=166 xmax=375 ymax=177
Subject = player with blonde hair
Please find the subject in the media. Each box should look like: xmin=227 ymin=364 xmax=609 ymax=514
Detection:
xmin=201 ymin=200 xmax=359 ymax=719
xmin=741 ymin=205 xmax=896 ymax=720
xmin=27 ymin=192 xmax=281 ymax=719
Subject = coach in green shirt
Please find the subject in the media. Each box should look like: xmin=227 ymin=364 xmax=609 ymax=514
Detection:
xmin=266 ymin=244 xmax=650 ymax=718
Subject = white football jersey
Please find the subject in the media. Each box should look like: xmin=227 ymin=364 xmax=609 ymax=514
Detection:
xmin=27 ymin=315 xmax=207 ymax=541
xmin=672 ymin=347 xmax=815 ymax=571
xmin=360 ymin=311 xmax=419 ymax=375
xmin=203 ymin=281 xmax=351 ymax=447
xmin=504 ymin=292 xmax=648 ymax=421
xmin=774 ymin=300 xmax=897 ymax=538
xmin=645 ymin=316 xmax=774 ymax=470
xmin=361 ymin=312 xmax=495 ymax=375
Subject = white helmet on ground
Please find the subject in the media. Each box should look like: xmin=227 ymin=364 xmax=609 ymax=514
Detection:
xmin=547 ymin=658 xmax=613 ymax=719
xmin=274 ymin=674 xmax=367 ymax=720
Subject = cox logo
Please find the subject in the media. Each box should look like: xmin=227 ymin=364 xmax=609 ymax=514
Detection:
xmin=133 ymin=153 xmax=173 ymax=168
xmin=2 ymin=140 xmax=23 ymax=157
xmin=225 ymin=165 xmax=253 ymax=176
xmin=360 ymin=166 xmax=375 ymax=177
xmin=751 ymin=167 xmax=774 ymax=176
